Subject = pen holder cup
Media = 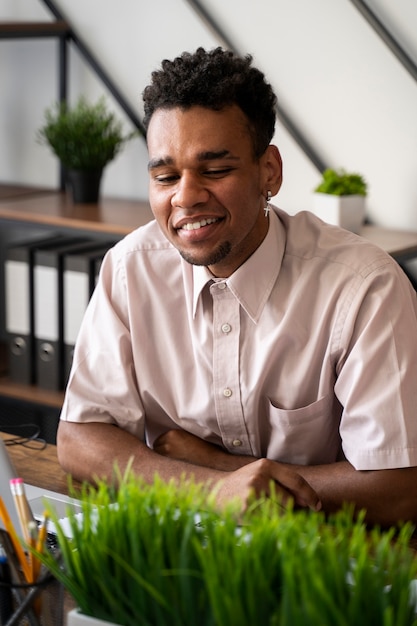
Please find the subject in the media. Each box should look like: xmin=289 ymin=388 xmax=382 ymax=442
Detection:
xmin=38 ymin=576 xmax=65 ymax=626
xmin=3 ymin=573 xmax=64 ymax=626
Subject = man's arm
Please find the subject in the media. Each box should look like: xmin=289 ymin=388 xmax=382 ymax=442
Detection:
xmin=154 ymin=429 xmax=417 ymax=527
xmin=295 ymin=461 xmax=417 ymax=527
xmin=57 ymin=420 xmax=321 ymax=512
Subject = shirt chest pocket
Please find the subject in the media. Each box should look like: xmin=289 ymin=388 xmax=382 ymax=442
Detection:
xmin=265 ymin=394 xmax=342 ymax=465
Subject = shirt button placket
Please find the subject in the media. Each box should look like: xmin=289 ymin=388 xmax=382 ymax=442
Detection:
xmin=212 ymin=283 xmax=249 ymax=454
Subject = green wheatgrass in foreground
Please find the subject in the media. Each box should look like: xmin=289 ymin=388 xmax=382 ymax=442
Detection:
xmin=34 ymin=472 xmax=417 ymax=626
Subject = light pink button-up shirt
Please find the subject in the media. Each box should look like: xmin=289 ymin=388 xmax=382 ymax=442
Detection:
xmin=61 ymin=207 xmax=417 ymax=471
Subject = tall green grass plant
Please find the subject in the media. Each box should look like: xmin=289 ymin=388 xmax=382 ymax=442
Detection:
xmin=37 ymin=474 xmax=417 ymax=626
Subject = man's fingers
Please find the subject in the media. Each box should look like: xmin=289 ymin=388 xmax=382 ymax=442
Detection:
xmin=269 ymin=465 xmax=322 ymax=511
xmin=232 ymin=459 xmax=322 ymax=512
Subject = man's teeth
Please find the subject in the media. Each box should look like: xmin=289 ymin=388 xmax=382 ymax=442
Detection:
xmin=181 ymin=218 xmax=218 ymax=231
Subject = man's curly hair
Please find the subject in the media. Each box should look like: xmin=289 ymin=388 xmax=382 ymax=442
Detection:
xmin=142 ymin=47 xmax=277 ymax=158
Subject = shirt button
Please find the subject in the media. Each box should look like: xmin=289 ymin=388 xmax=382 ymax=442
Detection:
xmin=232 ymin=439 xmax=242 ymax=447
xmin=221 ymin=323 xmax=231 ymax=334
xmin=217 ymin=282 xmax=226 ymax=290
xmin=223 ymin=388 xmax=232 ymax=397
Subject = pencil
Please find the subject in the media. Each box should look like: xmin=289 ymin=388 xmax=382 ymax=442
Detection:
xmin=0 ymin=496 xmax=31 ymax=582
xmin=35 ymin=511 xmax=49 ymax=554
xmin=9 ymin=478 xmax=35 ymax=545
xmin=32 ymin=511 xmax=49 ymax=582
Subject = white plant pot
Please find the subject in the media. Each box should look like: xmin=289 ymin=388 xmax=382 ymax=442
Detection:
xmin=67 ymin=609 xmax=120 ymax=626
xmin=312 ymin=193 xmax=366 ymax=233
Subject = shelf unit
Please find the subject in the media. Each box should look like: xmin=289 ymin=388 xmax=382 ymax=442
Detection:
xmin=0 ymin=188 xmax=153 ymax=413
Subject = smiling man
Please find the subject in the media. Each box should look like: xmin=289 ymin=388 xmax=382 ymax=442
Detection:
xmin=147 ymin=105 xmax=280 ymax=276
xmin=58 ymin=48 xmax=417 ymax=526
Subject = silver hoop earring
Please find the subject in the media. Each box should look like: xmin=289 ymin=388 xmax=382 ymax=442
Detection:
xmin=264 ymin=191 xmax=272 ymax=217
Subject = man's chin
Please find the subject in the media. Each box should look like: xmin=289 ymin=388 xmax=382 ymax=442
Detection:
xmin=179 ymin=242 xmax=231 ymax=267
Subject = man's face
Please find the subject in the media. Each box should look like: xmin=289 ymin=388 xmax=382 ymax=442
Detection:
xmin=147 ymin=105 xmax=281 ymax=277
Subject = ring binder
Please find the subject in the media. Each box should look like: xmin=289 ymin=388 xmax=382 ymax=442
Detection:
xmin=4 ymin=235 xmax=64 ymax=385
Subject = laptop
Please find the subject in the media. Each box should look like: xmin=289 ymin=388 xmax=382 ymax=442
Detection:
xmin=0 ymin=437 xmax=82 ymax=539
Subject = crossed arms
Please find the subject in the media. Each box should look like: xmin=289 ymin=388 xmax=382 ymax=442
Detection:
xmin=57 ymin=420 xmax=417 ymax=528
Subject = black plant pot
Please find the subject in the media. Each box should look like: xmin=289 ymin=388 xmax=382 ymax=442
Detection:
xmin=66 ymin=168 xmax=103 ymax=204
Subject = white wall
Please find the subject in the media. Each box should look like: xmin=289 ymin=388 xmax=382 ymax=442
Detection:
xmin=1 ymin=0 xmax=416 ymax=230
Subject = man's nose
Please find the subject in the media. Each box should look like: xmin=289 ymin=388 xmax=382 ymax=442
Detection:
xmin=172 ymin=173 xmax=209 ymax=208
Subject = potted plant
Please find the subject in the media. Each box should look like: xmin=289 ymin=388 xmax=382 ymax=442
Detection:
xmin=38 ymin=97 xmax=135 ymax=203
xmin=312 ymin=168 xmax=368 ymax=233
xmin=33 ymin=473 xmax=417 ymax=626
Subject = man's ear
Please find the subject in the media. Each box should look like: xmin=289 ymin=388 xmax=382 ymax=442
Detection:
xmin=262 ymin=145 xmax=283 ymax=196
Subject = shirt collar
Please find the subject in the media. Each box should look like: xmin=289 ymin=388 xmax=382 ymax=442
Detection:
xmin=191 ymin=207 xmax=285 ymax=321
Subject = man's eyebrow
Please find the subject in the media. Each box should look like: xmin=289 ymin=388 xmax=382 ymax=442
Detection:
xmin=148 ymin=150 xmax=238 ymax=171
xmin=197 ymin=150 xmax=236 ymax=161
xmin=148 ymin=156 xmax=173 ymax=171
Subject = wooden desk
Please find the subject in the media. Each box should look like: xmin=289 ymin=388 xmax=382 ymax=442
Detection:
xmin=1 ymin=431 xmax=79 ymax=495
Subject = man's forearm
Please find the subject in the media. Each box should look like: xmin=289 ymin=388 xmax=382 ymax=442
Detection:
xmin=193 ymin=449 xmax=417 ymax=527
xmin=285 ymin=460 xmax=417 ymax=527
xmin=57 ymin=421 xmax=321 ymax=513
xmin=57 ymin=420 xmax=226 ymax=487
xmin=153 ymin=429 xmax=255 ymax=471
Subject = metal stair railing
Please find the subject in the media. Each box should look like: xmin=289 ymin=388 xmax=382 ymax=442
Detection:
xmin=349 ymin=0 xmax=417 ymax=83
xmin=39 ymin=0 xmax=146 ymax=139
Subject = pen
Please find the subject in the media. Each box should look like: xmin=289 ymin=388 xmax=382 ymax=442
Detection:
xmin=0 ymin=547 xmax=14 ymax=624
xmin=27 ymin=520 xmax=38 ymax=584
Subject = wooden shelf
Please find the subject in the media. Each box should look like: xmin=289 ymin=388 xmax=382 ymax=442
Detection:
xmin=0 ymin=375 xmax=64 ymax=409
xmin=0 ymin=21 xmax=69 ymax=39
xmin=0 ymin=190 xmax=154 ymax=236
xmin=360 ymin=224 xmax=417 ymax=261
xmin=0 ymin=189 xmax=154 ymax=409
xmin=0 ymin=184 xmax=56 ymax=200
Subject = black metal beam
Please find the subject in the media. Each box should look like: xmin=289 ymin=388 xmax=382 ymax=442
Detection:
xmin=58 ymin=34 xmax=68 ymax=189
xmin=40 ymin=0 xmax=146 ymax=138
xmin=185 ymin=0 xmax=328 ymax=173
xmin=349 ymin=0 xmax=417 ymax=83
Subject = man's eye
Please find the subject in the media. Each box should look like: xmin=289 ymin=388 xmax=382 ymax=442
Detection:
xmin=154 ymin=174 xmax=178 ymax=184
xmin=205 ymin=168 xmax=234 ymax=177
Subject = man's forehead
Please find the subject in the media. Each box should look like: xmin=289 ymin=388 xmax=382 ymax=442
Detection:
xmin=146 ymin=105 xmax=253 ymax=169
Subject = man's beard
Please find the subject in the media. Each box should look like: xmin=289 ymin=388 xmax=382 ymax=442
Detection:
xmin=179 ymin=241 xmax=232 ymax=267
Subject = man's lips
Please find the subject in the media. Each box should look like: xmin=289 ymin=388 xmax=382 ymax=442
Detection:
xmin=176 ymin=217 xmax=221 ymax=231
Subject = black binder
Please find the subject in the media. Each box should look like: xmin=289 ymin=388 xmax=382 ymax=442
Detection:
xmin=4 ymin=235 xmax=65 ymax=385
xmin=33 ymin=238 xmax=98 ymax=391
xmin=62 ymin=242 xmax=114 ymax=383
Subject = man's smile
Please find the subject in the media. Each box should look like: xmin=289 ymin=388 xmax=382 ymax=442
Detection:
xmin=178 ymin=217 xmax=220 ymax=231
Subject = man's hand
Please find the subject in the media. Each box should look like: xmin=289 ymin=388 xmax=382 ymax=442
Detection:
xmin=214 ymin=458 xmax=322 ymax=512
xmin=154 ymin=429 xmax=255 ymax=470
xmin=154 ymin=429 xmax=321 ymax=513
